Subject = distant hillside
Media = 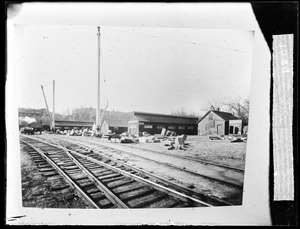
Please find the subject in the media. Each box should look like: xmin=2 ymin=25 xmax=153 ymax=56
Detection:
xmin=18 ymin=108 xmax=52 ymax=125
xmin=60 ymin=107 xmax=132 ymax=123
xmin=18 ymin=107 xmax=133 ymax=126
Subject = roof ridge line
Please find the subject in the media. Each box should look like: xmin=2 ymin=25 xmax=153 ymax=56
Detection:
xmin=133 ymin=111 xmax=199 ymax=119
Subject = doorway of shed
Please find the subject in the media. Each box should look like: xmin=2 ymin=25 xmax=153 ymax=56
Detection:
xmin=229 ymin=126 xmax=234 ymax=134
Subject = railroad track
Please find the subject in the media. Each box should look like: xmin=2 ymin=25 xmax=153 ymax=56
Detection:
xmin=20 ymin=135 xmax=227 ymax=208
xmin=122 ymin=143 xmax=244 ymax=172
xmin=39 ymin=135 xmax=235 ymax=206
xmin=52 ymin=135 xmax=244 ymax=190
xmin=76 ymin=136 xmax=244 ymax=172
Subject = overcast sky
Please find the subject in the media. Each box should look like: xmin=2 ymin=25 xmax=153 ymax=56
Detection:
xmin=14 ymin=12 xmax=254 ymax=116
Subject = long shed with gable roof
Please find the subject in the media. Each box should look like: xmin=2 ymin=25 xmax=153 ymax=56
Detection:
xmin=128 ymin=111 xmax=198 ymax=136
xmin=197 ymin=107 xmax=243 ymax=136
xmin=101 ymin=119 xmax=129 ymax=135
xmin=100 ymin=111 xmax=131 ymax=135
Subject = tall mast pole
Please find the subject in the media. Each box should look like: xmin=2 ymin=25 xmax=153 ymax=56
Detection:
xmin=96 ymin=26 xmax=101 ymax=127
xmin=41 ymin=85 xmax=53 ymax=131
xmin=53 ymin=80 xmax=55 ymax=132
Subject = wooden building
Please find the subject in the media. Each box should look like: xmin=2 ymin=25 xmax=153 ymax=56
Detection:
xmin=55 ymin=120 xmax=94 ymax=130
xmin=100 ymin=111 xmax=131 ymax=135
xmin=197 ymin=107 xmax=243 ymax=136
xmin=101 ymin=119 xmax=128 ymax=135
xmin=128 ymin=111 xmax=198 ymax=136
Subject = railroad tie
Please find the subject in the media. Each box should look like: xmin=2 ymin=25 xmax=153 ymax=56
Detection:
xmin=50 ymin=184 xmax=70 ymax=191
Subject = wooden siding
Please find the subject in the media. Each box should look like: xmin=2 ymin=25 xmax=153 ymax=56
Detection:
xmin=128 ymin=120 xmax=139 ymax=136
xmin=133 ymin=111 xmax=198 ymax=125
xmin=101 ymin=121 xmax=110 ymax=135
xmin=198 ymin=111 xmax=244 ymax=136
xmin=128 ymin=112 xmax=198 ymax=136
xmin=55 ymin=120 xmax=94 ymax=129
xmin=131 ymin=122 xmax=197 ymax=136
xmin=102 ymin=120 xmax=128 ymax=134
xmin=198 ymin=112 xmax=227 ymax=136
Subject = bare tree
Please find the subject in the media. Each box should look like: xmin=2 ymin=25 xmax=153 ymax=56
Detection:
xmin=224 ymin=96 xmax=250 ymax=125
xmin=207 ymin=96 xmax=250 ymax=124
xmin=62 ymin=107 xmax=71 ymax=116
xmin=171 ymin=107 xmax=200 ymax=117
xmin=206 ymin=97 xmax=226 ymax=111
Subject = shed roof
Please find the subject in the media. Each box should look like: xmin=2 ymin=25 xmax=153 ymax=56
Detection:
xmin=103 ymin=111 xmax=131 ymax=127
xmin=105 ymin=119 xmax=128 ymax=128
xmin=132 ymin=111 xmax=199 ymax=125
xmin=197 ymin=110 xmax=240 ymax=123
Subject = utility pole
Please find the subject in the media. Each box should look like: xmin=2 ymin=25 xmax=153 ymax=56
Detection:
xmin=41 ymin=85 xmax=53 ymax=131
xmin=53 ymin=80 xmax=55 ymax=132
xmin=96 ymin=26 xmax=101 ymax=128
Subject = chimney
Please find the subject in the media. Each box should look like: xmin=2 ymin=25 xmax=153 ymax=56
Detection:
xmin=210 ymin=105 xmax=215 ymax=111
xmin=216 ymin=107 xmax=220 ymax=111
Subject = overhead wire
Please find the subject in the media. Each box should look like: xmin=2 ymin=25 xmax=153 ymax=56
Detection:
xmin=103 ymin=32 xmax=164 ymax=111
xmin=107 ymin=28 xmax=252 ymax=54
xmin=19 ymin=26 xmax=249 ymax=113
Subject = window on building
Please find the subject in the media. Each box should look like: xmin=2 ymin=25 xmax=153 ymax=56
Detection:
xmin=168 ymin=126 xmax=175 ymax=130
xmin=157 ymin=125 xmax=165 ymax=129
xmin=178 ymin=126 xmax=185 ymax=129
xmin=188 ymin=126 xmax=194 ymax=130
xmin=144 ymin=125 xmax=153 ymax=129
xmin=209 ymin=120 xmax=215 ymax=127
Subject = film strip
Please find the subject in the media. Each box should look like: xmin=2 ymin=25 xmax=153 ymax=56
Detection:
xmin=272 ymin=34 xmax=294 ymax=201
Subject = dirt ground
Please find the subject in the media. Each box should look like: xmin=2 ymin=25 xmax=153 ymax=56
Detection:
xmin=88 ymin=135 xmax=247 ymax=170
xmin=135 ymin=135 xmax=246 ymax=169
xmin=20 ymin=143 xmax=88 ymax=208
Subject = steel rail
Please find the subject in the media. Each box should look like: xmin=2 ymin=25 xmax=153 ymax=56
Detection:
xmin=33 ymin=135 xmax=232 ymax=206
xmin=63 ymin=136 xmax=244 ymax=172
xmin=25 ymin=135 xmax=214 ymax=207
xmin=123 ymin=144 xmax=245 ymax=172
xmin=68 ymin=142 xmax=234 ymax=206
xmin=60 ymin=137 xmax=243 ymax=190
xmin=22 ymin=136 xmax=129 ymax=209
xmin=68 ymin=149 xmax=212 ymax=207
xmin=20 ymin=138 xmax=100 ymax=209
xmin=56 ymin=145 xmax=130 ymax=209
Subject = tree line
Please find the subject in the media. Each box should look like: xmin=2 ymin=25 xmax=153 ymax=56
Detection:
xmin=19 ymin=96 xmax=250 ymax=127
xmin=18 ymin=107 xmax=132 ymax=126
xmin=170 ymin=96 xmax=250 ymax=125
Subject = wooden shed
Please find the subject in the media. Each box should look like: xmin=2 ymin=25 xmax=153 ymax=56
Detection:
xmin=101 ymin=119 xmax=129 ymax=135
xmin=128 ymin=111 xmax=198 ymax=136
xmin=197 ymin=107 xmax=243 ymax=136
xmin=100 ymin=111 xmax=131 ymax=135
xmin=55 ymin=120 xmax=94 ymax=130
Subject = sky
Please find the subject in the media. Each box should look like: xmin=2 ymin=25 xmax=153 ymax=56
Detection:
xmin=14 ymin=22 xmax=254 ymax=116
